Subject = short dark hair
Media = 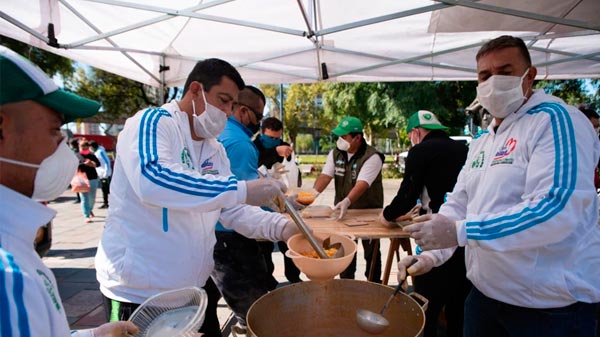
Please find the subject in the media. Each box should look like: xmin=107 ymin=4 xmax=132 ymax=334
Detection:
xmin=579 ymin=104 xmax=599 ymax=120
xmin=261 ymin=117 xmax=283 ymax=132
xmin=182 ymin=58 xmax=245 ymax=96
xmin=89 ymin=140 xmax=99 ymax=150
xmin=476 ymin=35 xmax=532 ymax=67
xmin=237 ymin=86 xmax=266 ymax=119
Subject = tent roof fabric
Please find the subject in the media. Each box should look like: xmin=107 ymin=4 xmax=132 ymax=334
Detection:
xmin=1 ymin=0 xmax=599 ymax=87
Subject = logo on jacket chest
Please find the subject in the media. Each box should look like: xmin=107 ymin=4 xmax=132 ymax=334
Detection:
xmin=491 ymin=138 xmax=517 ymax=166
xmin=471 ymin=151 xmax=485 ymax=169
xmin=181 ymin=147 xmax=194 ymax=170
xmin=201 ymin=159 xmax=219 ymax=175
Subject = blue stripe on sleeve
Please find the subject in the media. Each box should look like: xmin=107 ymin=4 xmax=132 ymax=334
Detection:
xmin=137 ymin=108 xmax=238 ymax=197
xmin=0 ymin=248 xmax=30 ymax=337
xmin=465 ymin=102 xmax=576 ymax=240
xmin=0 ymin=249 xmax=14 ymax=337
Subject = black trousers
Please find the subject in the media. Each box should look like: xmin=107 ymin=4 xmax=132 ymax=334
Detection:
xmin=340 ymin=239 xmax=382 ymax=283
xmin=258 ymin=240 xmax=302 ymax=283
xmin=102 ymin=277 xmax=222 ymax=337
xmin=413 ymin=247 xmax=472 ymax=337
xmin=99 ymin=177 xmax=110 ymax=205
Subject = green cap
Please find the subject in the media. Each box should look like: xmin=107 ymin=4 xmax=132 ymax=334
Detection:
xmin=0 ymin=46 xmax=101 ymax=123
xmin=332 ymin=116 xmax=363 ymax=136
xmin=406 ymin=110 xmax=447 ymax=133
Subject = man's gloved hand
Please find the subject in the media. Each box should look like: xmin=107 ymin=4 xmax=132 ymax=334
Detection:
xmin=333 ymin=197 xmax=351 ymax=220
xmin=245 ymin=178 xmax=287 ymax=211
xmin=276 ymin=145 xmax=293 ymax=158
xmin=403 ymin=213 xmax=458 ymax=250
xmin=281 ymin=220 xmax=301 ymax=241
xmin=396 ymin=255 xmax=435 ymax=291
xmin=267 ymin=162 xmax=289 ymax=179
xmin=92 ymin=321 xmax=139 ymax=337
xmin=286 ymin=194 xmax=306 ymax=210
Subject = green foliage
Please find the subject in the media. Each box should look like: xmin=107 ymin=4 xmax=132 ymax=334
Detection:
xmin=1 ymin=36 xmax=74 ymax=79
xmin=68 ymin=68 xmax=158 ymax=126
xmin=295 ymin=134 xmax=314 ymax=153
xmin=535 ymin=79 xmax=597 ymax=107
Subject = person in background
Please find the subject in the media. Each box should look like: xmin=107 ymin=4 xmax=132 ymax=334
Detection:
xmin=254 ymin=116 xmax=303 ymax=284
xmin=313 ymin=116 xmax=383 ymax=282
xmin=213 ymin=86 xmax=302 ymax=333
xmin=95 ymin=59 xmax=298 ymax=337
xmin=0 ymin=45 xmax=137 ymax=337
xmin=380 ymin=110 xmax=471 ymax=337
xmin=90 ymin=140 xmax=112 ymax=209
xmin=403 ymin=35 xmax=600 ymax=337
xmin=69 ymin=138 xmax=82 ymax=204
xmin=76 ymin=139 xmax=100 ymax=223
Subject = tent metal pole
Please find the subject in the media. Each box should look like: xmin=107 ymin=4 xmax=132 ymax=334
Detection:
xmin=159 ymin=55 xmax=166 ymax=105
xmin=72 ymin=45 xmax=164 ymax=56
xmin=316 ymin=3 xmax=450 ymax=36
xmin=434 ymin=0 xmax=600 ymax=31
xmin=529 ymin=46 xmax=600 ymax=63
xmin=59 ymin=0 xmax=161 ymax=84
xmin=536 ymin=51 xmax=600 ymax=67
xmin=0 ymin=12 xmax=49 ymax=44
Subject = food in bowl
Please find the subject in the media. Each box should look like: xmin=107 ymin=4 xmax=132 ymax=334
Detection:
xmin=296 ymin=191 xmax=316 ymax=205
xmin=300 ymin=248 xmax=338 ymax=259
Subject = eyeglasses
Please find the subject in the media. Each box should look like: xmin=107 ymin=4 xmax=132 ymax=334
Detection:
xmin=237 ymin=103 xmax=263 ymax=121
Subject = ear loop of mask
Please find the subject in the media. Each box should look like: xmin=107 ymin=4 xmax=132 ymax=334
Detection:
xmin=0 ymin=156 xmax=41 ymax=168
xmin=191 ymin=83 xmax=208 ymax=117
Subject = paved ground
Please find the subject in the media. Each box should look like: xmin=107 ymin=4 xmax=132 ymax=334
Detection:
xmin=44 ymin=178 xmax=411 ymax=335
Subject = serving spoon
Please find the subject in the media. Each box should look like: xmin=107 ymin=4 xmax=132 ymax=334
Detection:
xmin=356 ymin=259 xmax=417 ymax=334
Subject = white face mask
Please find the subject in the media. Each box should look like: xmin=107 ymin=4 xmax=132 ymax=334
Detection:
xmin=191 ymin=86 xmax=228 ymax=139
xmin=336 ymin=137 xmax=351 ymax=152
xmin=0 ymin=138 xmax=78 ymax=201
xmin=477 ymin=68 xmax=530 ymax=119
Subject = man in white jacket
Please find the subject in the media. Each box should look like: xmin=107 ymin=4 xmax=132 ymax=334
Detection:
xmin=402 ymin=35 xmax=600 ymax=336
xmin=0 ymin=46 xmax=137 ymax=337
xmin=95 ymin=58 xmax=298 ymax=337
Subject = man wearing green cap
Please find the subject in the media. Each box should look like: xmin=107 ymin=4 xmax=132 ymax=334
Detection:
xmin=313 ymin=116 xmax=384 ymax=282
xmin=0 ymin=46 xmax=137 ymax=336
xmin=379 ymin=110 xmax=470 ymax=337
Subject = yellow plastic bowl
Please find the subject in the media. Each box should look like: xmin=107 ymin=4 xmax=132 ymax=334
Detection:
xmin=285 ymin=232 xmax=357 ymax=282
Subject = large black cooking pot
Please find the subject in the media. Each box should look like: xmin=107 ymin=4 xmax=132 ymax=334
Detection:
xmin=245 ymin=279 xmax=428 ymax=337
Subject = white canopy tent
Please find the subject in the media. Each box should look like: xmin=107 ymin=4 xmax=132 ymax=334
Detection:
xmin=1 ymin=0 xmax=599 ymax=93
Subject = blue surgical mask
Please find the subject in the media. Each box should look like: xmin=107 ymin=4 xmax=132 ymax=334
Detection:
xmin=260 ymin=134 xmax=281 ymax=149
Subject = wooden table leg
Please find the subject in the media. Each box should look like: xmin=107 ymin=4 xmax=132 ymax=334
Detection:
xmin=368 ymin=239 xmax=380 ymax=282
xmin=382 ymin=238 xmax=400 ymax=285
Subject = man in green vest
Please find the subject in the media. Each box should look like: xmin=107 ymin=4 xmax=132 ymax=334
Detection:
xmin=313 ymin=116 xmax=384 ymax=282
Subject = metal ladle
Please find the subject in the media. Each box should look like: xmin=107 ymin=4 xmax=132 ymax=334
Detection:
xmin=356 ymin=259 xmax=417 ymax=334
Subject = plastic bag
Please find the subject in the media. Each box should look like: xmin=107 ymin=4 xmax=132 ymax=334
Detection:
xmin=282 ymin=154 xmax=300 ymax=188
xmin=71 ymin=171 xmax=90 ymax=193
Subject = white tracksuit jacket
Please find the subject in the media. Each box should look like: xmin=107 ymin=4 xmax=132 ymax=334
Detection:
xmin=95 ymin=101 xmax=290 ymax=304
xmin=426 ymin=90 xmax=600 ymax=308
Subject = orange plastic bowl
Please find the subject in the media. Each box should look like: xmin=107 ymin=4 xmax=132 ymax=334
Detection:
xmin=285 ymin=232 xmax=357 ymax=282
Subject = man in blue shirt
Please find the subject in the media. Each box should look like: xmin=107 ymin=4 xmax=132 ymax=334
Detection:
xmin=213 ymin=86 xmax=276 ymax=333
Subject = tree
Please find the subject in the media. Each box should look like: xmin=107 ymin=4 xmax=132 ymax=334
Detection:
xmin=68 ymin=67 xmax=159 ymax=132
xmin=283 ymin=83 xmax=331 ymax=149
xmin=535 ymin=79 xmax=592 ymax=106
xmin=1 ymin=36 xmax=74 ymax=79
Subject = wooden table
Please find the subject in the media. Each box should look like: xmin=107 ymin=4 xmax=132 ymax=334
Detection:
xmin=296 ymin=208 xmax=413 ymax=285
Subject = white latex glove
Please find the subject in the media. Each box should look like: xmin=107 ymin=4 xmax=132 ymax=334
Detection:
xmin=245 ymin=178 xmax=287 ymax=211
xmin=92 ymin=321 xmax=139 ymax=337
xmin=403 ymin=213 xmax=458 ymax=250
xmin=333 ymin=197 xmax=351 ymax=220
xmin=267 ymin=162 xmax=289 ymax=179
xmin=281 ymin=220 xmax=301 ymax=241
xmin=396 ymin=255 xmax=435 ymax=291
xmin=286 ymin=194 xmax=306 ymax=210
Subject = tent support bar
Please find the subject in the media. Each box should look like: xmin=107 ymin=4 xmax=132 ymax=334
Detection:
xmin=529 ymin=46 xmax=600 ymax=63
xmin=297 ymin=0 xmax=315 ymax=38
xmin=434 ymin=0 xmax=600 ymax=31
xmin=60 ymin=0 xmax=161 ymax=84
xmin=85 ymin=0 xmax=305 ymax=37
xmin=0 ymin=11 xmax=49 ymax=44
xmin=536 ymin=51 xmax=600 ymax=67
xmin=334 ymin=41 xmax=483 ymax=77
xmin=317 ymin=3 xmax=451 ymax=36
xmin=159 ymin=55 xmax=166 ymax=104
xmin=72 ymin=45 xmax=164 ymax=56
xmin=237 ymin=47 xmax=315 ymax=67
